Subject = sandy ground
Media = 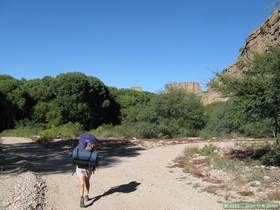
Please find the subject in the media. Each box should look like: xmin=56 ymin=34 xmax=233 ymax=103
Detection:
xmin=0 ymin=137 xmax=235 ymax=210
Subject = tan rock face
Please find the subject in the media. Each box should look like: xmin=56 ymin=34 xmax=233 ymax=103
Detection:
xmin=202 ymin=9 xmax=280 ymax=105
xmin=165 ymin=82 xmax=201 ymax=94
xmin=131 ymin=86 xmax=143 ymax=92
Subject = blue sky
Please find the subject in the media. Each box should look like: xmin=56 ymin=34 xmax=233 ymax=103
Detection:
xmin=0 ymin=0 xmax=276 ymax=92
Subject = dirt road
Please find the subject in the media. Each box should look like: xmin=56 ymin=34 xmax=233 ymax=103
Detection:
xmin=0 ymin=137 xmax=234 ymax=210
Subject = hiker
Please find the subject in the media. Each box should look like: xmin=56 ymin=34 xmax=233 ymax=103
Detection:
xmin=75 ymin=134 xmax=98 ymax=208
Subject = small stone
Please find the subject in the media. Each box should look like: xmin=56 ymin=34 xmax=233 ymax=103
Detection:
xmin=249 ymin=181 xmax=261 ymax=187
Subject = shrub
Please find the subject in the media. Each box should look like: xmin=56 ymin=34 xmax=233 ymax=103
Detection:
xmin=90 ymin=124 xmax=136 ymax=138
xmin=210 ymin=157 xmax=242 ymax=172
xmin=134 ymin=122 xmax=158 ymax=138
xmin=200 ymin=102 xmax=238 ymax=138
xmin=124 ymin=91 xmax=206 ymax=138
xmin=214 ymin=48 xmax=280 ymax=139
xmin=201 ymin=101 xmax=274 ymax=138
xmin=199 ymin=145 xmax=219 ymax=156
xmin=39 ymin=127 xmax=60 ymax=140
xmin=183 ymin=166 xmax=193 ymax=173
xmin=38 ymin=122 xmax=82 ymax=143
xmin=58 ymin=122 xmax=82 ymax=138
xmin=183 ymin=147 xmax=200 ymax=157
xmin=260 ymin=143 xmax=280 ymax=166
xmin=1 ymin=125 xmax=42 ymax=138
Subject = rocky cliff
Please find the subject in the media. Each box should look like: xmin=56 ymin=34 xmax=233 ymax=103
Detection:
xmin=202 ymin=8 xmax=280 ymax=105
xmin=165 ymin=82 xmax=201 ymax=94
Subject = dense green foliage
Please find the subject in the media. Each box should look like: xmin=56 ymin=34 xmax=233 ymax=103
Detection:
xmin=200 ymin=101 xmax=273 ymax=138
xmin=108 ymin=87 xmax=155 ymax=122
xmin=131 ymin=91 xmax=205 ymax=138
xmin=90 ymin=90 xmax=206 ymax=138
xmin=0 ymin=72 xmax=119 ymax=132
xmin=2 ymin=47 xmax=280 ymax=140
xmin=0 ymin=73 xmax=207 ymax=139
xmin=260 ymin=142 xmax=280 ymax=166
xmin=0 ymin=75 xmax=34 ymax=131
xmin=213 ymin=48 xmax=280 ymax=139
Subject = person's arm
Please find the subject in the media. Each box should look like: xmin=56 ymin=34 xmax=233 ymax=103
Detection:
xmin=86 ymin=144 xmax=94 ymax=151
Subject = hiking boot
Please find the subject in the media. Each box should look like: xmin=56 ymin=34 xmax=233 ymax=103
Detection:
xmin=84 ymin=195 xmax=89 ymax=202
xmin=80 ymin=197 xmax=85 ymax=208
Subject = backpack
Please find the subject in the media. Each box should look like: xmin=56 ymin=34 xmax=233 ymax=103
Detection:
xmin=69 ymin=134 xmax=99 ymax=171
xmin=78 ymin=134 xmax=97 ymax=149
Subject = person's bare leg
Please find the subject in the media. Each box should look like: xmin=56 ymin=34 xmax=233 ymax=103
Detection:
xmin=79 ymin=176 xmax=86 ymax=208
xmin=79 ymin=176 xmax=85 ymax=197
xmin=85 ymin=177 xmax=90 ymax=196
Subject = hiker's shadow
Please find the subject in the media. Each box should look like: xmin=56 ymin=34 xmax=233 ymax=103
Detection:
xmin=86 ymin=181 xmax=141 ymax=207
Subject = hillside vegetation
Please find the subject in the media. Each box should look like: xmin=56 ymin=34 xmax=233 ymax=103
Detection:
xmin=1 ymin=47 xmax=280 ymax=141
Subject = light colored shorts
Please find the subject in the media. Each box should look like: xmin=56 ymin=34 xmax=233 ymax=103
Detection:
xmin=76 ymin=165 xmax=92 ymax=177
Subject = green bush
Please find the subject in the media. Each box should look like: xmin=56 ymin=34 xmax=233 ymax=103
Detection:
xmin=38 ymin=122 xmax=82 ymax=144
xmin=1 ymin=126 xmax=42 ymax=138
xmin=134 ymin=122 xmax=159 ymax=138
xmin=214 ymin=48 xmax=280 ymax=138
xmin=124 ymin=91 xmax=206 ymax=138
xmin=90 ymin=124 xmax=136 ymax=138
xmin=260 ymin=143 xmax=280 ymax=166
xmin=183 ymin=166 xmax=193 ymax=173
xmin=199 ymin=145 xmax=219 ymax=156
xmin=183 ymin=146 xmax=200 ymax=157
xmin=58 ymin=122 xmax=82 ymax=138
xmin=210 ymin=157 xmax=242 ymax=172
xmin=39 ymin=127 xmax=61 ymax=140
xmin=109 ymin=88 xmax=155 ymax=122
xmin=33 ymin=102 xmax=63 ymax=127
xmin=90 ymin=124 xmax=122 ymax=137
xmin=0 ymin=73 xmax=121 ymax=132
xmin=200 ymin=101 xmax=237 ymax=138
xmin=201 ymin=101 xmax=274 ymax=138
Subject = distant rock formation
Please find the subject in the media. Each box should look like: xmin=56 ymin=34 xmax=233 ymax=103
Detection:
xmin=131 ymin=86 xmax=143 ymax=92
xmin=202 ymin=8 xmax=280 ymax=105
xmin=165 ymin=82 xmax=201 ymax=94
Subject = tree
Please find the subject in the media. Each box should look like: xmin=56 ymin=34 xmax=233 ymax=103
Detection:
xmin=109 ymin=88 xmax=155 ymax=122
xmin=201 ymin=101 xmax=273 ymax=138
xmin=124 ymin=90 xmax=206 ymax=138
xmin=215 ymin=48 xmax=280 ymax=141
xmin=0 ymin=92 xmax=15 ymax=131
xmin=0 ymin=75 xmax=34 ymax=126
xmin=0 ymin=73 xmax=121 ymax=131
xmin=23 ymin=76 xmax=56 ymax=102
xmin=53 ymin=72 xmax=120 ymax=129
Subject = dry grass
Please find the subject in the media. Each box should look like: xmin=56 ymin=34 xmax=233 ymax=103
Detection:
xmin=245 ymin=168 xmax=265 ymax=182
xmin=233 ymin=175 xmax=247 ymax=187
xmin=176 ymin=143 xmax=280 ymax=201
xmin=183 ymin=146 xmax=199 ymax=157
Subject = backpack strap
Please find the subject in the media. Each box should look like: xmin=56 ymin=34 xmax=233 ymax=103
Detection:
xmin=76 ymin=147 xmax=80 ymax=160
xmin=88 ymin=150 xmax=98 ymax=172
xmin=88 ymin=150 xmax=94 ymax=161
